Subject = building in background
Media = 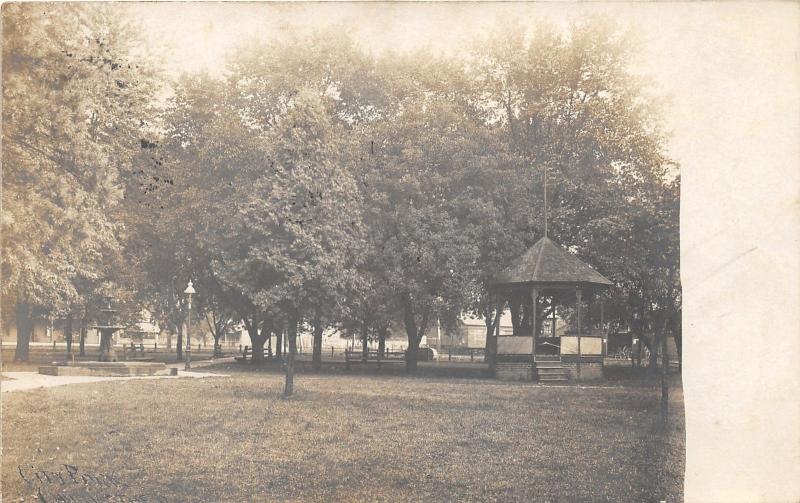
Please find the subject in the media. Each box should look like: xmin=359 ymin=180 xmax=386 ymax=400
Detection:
xmin=424 ymin=313 xmax=514 ymax=350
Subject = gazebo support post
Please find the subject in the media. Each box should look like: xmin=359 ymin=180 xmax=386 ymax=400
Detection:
xmin=531 ymin=288 xmax=538 ymax=380
xmin=552 ymin=298 xmax=556 ymax=338
xmin=576 ymin=288 xmax=582 ymax=380
xmin=600 ymin=296 xmax=606 ymax=356
xmin=600 ymin=296 xmax=605 ymax=332
xmin=588 ymin=293 xmax=593 ymax=333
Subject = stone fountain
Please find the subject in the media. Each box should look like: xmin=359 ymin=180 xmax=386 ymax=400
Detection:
xmin=38 ymin=297 xmax=175 ymax=377
xmin=92 ymin=296 xmax=126 ymax=362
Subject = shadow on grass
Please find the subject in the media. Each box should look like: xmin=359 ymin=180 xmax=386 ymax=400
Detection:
xmin=216 ymin=357 xmax=682 ymax=388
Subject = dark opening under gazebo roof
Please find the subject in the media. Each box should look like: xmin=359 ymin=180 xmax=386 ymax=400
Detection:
xmin=491 ymin=236 xmax=613 ymax=289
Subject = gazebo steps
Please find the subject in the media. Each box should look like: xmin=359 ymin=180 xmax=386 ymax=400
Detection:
xmin=538 ymin=374 xmax=570 ymax=383
xmin=535 ymin=357 xmax=570 ymax=382
xmin=537 ymin=366 xmax=567 ymax=373
xmin=534 ymin=361 xmax=564 ymax=368
xmin=537 ymin=367 xmax=569 ymax=379
xmin=494 ymin=362 xmax=571 ymax=382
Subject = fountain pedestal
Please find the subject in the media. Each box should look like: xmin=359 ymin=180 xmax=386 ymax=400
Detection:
xmin=88 ymin=297 xmax=126 ymax=362
xmin=93 ymin=324 xmax=125 ymax=361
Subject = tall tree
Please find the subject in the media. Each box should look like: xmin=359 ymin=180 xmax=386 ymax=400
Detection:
xmin=227 ymin=89 xmax=362 ymax=394
xmin=461 ymin=21 xmax=677 ymax=353
xmin=363 ymin=55 xmax=484 ymax=370
xmin=126 ymin=72 xmax=257 ymax=360
xmin=2 ymin=3 xmax=158 ymax=360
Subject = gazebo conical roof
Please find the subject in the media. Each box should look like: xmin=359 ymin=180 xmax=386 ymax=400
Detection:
xmin=491 ymin=236 xmax=613 ymax=289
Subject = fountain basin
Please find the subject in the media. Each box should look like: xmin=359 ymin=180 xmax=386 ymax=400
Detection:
xmin=38 ymin=361 xmax=176 ymax=377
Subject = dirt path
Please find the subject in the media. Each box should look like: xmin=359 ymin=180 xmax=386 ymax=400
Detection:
xmin=0 ymin=369 xmax=226 ymax=393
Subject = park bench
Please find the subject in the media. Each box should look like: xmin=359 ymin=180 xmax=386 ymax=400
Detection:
xmin=441 ymin=347 xmax=485 ymax=362
xmin=234 ymin=345 xmax=272 ymax=363
xmin=344 ymin=349 xmax=405 ymax=369
xmin=124 ymin=343 xmax=154 ymax=362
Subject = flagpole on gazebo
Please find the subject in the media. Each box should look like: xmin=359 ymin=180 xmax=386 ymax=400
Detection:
xmin=543 ymin=163 xmax=548 ymax=238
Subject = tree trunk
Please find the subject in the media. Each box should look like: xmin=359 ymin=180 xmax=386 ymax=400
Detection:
xmin=635 ymin=339 xmax=642 ymax=369
xmin=65 ymin=315 xmax=73 ymax=357
xmin=250 ymin=325 xmax=266 ymax=364
xmin=405 ymin=334 xmax=420 ymax=371
xmin=377 ymin=326 xmax=387 ymax=358
xmin=312 ymin=316 xmax=323 ymax=371
xmin=508 ymin=295 xmax=532 ymax=336
xmin=284 ymin=315 xmax=298 ymax=397
xmin=275 ymin=329 xmax=283 ymax=358
xmin=535 ymin=302 xmax=552 ymax=342
xmin=79 ymin=315 xmax=87 ymax=357
xmin=213 ymin=331 xmax=223 ymax=357
xmin=509 ymin=296 xmax=521 ymax=335
xmin=648 ymin=335 xmax=659 ymax=371
xmin=401 ymin=295 xmax=423 ymax=372
xmin=660 ymin=320 xmax=670 ymax=427
xmin=484 ymin=304 xmax=500 ymax=367
xmin=488 ymin=331 xmax=498 ymax=372
xmin=176 ymin=323 xmax=183 ymax=361
xmin=361 ymin=318 xmax=369 ymax=362
xmin=13 ymin=301 xmax=32 ymax=362
xmin=522 ymin=300 xmax=531 ymax=336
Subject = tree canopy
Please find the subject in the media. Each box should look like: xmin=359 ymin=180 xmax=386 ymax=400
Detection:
xmin=2 ymin=7 xmax=679 ymax=388
xmin=2 ymin=3 xmax=159 ymax=360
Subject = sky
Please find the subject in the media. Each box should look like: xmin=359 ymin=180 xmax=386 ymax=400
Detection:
xmin=125 ymin=4 xmax=800 ymax=499
xmin=127 ymin=2 xmax=793 ymax=177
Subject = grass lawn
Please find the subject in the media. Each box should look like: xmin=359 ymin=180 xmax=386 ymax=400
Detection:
xmin=1 ymin=366 xmax=684 ymax=502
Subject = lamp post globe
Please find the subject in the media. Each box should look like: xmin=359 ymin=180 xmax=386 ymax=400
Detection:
xmin=184 ymin=281 xmax=196 ymax=370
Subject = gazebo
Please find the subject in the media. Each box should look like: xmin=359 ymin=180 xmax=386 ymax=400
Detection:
xmin=488 ymin=236 xmax=613 ymax=382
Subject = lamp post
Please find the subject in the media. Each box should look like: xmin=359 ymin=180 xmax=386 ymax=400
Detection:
xmin=435 ymin=296 xmax=444 ymax=361
xmin=436 ymin=317 xmax=442 ymax=362
xmin=184 ymin=281 xmax=196 ymax=370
